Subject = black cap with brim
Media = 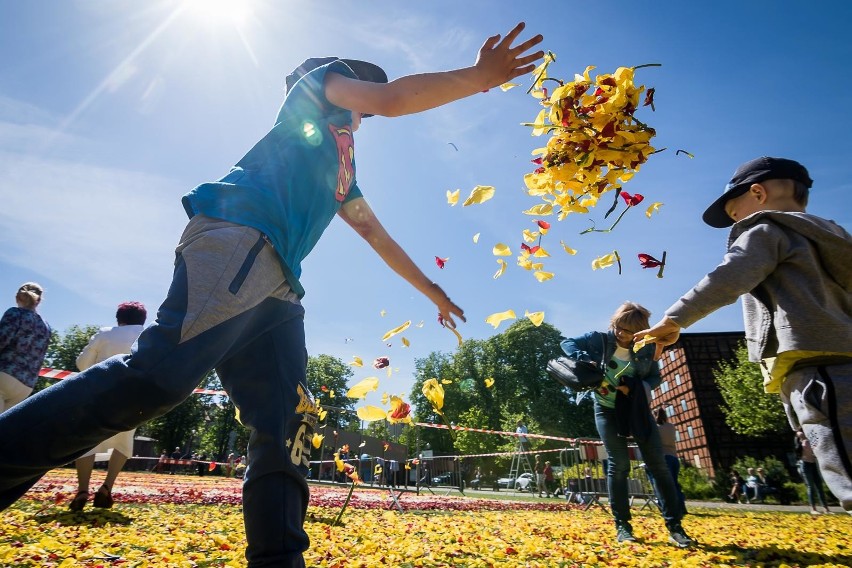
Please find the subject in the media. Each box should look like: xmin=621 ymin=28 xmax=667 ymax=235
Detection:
xmin=285 ymin=57 xmax=388 ymax=118
xmin=702 ymin=156 xmax=813 ymax=228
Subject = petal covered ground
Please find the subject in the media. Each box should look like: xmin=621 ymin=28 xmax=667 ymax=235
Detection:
xmin=0 ymin=470 xmax=849 ymax=567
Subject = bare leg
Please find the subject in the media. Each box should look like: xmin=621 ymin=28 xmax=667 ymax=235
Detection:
xmin=102 ymin=450 xmax=129 ymax=490
xmin=75 ymin=455 xmax=95 ymax=493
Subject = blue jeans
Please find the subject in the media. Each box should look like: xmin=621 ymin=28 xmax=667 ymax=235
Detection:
xmin=595 ymin=404 xmax=681 ymax=528
xmin=0 ymin=216 xmax=316 ymax=567
xmin=799 ymin=460 xmax=829 ymax=509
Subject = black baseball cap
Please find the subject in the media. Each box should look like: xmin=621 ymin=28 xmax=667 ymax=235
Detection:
xmin=285 ymin=57 xmax=388 ymax=118
xmin=702 ymin=156 xmax=813 ymax=228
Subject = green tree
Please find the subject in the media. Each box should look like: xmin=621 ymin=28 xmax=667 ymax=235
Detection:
xmin=306 ymin=354 xmax=358 ymax=431
xmin=713 ymin=344 xmax=788 ymax=436
xmin=35 ymin=325 xmax=99 ymax=392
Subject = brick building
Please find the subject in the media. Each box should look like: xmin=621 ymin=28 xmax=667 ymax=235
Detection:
xmin=650 ymin=331 xmax=793 ymax=479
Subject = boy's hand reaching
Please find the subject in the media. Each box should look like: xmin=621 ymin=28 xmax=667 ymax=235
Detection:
xmin=633 ymin=317 xmax=681 ymax=360
xmin=430 ymin=282 xmax=466 ymax=329
xmin=475 ymin=22 xmax=545 ymax=89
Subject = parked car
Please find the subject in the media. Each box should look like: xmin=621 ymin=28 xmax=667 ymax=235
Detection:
xmin=496 ymin=472 xmax=535 ymax=490
xmin=431 ymin=472 xmax=458 ymax=486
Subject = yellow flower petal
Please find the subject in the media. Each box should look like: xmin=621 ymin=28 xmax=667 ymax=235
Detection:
xmin=560 ymin=240 xmax=577 ymax=255
xmin=441 ymin=379 xmax=453 ymax=385
xmin=380 ymin=309 xmax=386 ymax=317
xmin=493 ymin=259 xmax=507 ymax=279
xmin=525 ymin=310 xmax=545 ymax=326
xmin=356 ymin=405 xmax=388 ymax=422
xmin=401 ymin=337 xmax=410 ymax=348
xmin=381 ymin=320 xmax=411 ymax=341
xmin=592 ymin=253 xmax=616 ymax=270
xmin=533 ymin=247 xmax=550 ymax=258
xmin=534 ymin=270 xmax=554 ymax=282
xmin=493 ymin=243 xmax=512 ymax=256
xmin=633 ymin=335 xmax=656 ymax=352
xmin=473 ymin=232 xmax=480 ymax=243
xmin=346 ymin=377 xmax=380 ymax=399
xmin=381 ymin=392 xmax=389 ymax=405
xmin=499 ymin=82 xmax=519 ymax=91
xmin=485 ymin=309 xmax=516 ymax=329
xmin=447 ymin=325 xmax=463 ymax=346
xmin=646 ymin=202 xmax=663 ymax=218
xmin=446 ymin=189 xmax=460 ymax=206
xmin=484 ymin=377 xmax=495 ymax=388
xmin=522 ymin=229 xmax=538 ymax=243
xmin=522 ymin=203 xmax=553 ymax=216
xmin=462 ymin=185 xmax=496 ymax=206
xmin=312 ymin=433 xmax=324 ymax=449
xmin=349 ymin=356 xmax=363 ymax=367
xmin=422 ymin=378 xmax=445 ymax=411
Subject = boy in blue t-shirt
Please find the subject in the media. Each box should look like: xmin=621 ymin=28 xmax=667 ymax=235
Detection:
xmin=0 ymin=23 xmax=543 ymax=567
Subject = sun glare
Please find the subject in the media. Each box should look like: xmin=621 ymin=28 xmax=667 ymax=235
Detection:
xmin=181 ymin=0 xmax=253 ymax=27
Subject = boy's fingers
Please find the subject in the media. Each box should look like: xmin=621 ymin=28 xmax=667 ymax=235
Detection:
xmin=511 ymin=35 xmax=544 ymax=57
xmin=498 ymin=22 xmax=526 ymax=49
xmin=654 ymin=343 xmax=665 ymax=361
xmin=481 ymin=33 xmax=501 ymax=51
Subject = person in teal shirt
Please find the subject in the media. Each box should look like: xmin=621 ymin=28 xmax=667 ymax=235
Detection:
xmin=0 ymin=24 xmax=543 ymax=567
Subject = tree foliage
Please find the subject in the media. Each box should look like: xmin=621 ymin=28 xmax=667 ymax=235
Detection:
xmin=713 ymin=343 xmax=789 ymax=437
xmin=36 ymin=325 xmax=100 ymax=392
xmin=306 ymin=354 xmax=358 ymax=431
xmin=410 ymin=320 xmax=598 ymax=468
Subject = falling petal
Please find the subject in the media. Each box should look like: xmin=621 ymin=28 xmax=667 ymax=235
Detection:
xmin=485 ymin=309 xmax=517 ymax=329
xmin=493 ymin=259 xmax=508 ymax=279
xmin=500 ymin=82 xmax=520 ymax=91
xmin=525 ymin=311 xmax=545 ymax=326
xmin=401 ymin=337 xmax=410 ymax=347
xmin=441 ymin=379 xmax=453 ymax=385
xmin=381 ymin=392 xmax=389 ymax=405
xmin=645 ymin=202 xmax=663 ymax=218
xmin=534 ymin=271 xmax=554 ymax=282
xmin=381 ymin=320 xmax=411 ymax=341
xmin=492 ymin=243 xmax=512 ymax=256
xmin=560 ymin=240 xmax=577 ymax=255
xmin=346 ymin=377 xmax=380 ymax=399
xmin=312 ymin=433 xmax=324 ymax=449
xmin=356 ymin=405 xmax=388 ymax=422
xmin=522 ymin=229 xmax=539 ymax=243
xmin=422 ymin=378 xmax=445 ymax=411
xmin=435 ymin=256 xmax=449 ymax=269
xmin=484 ymin=377 xmax=495 ymax=388
xmin=473 ymin=232 xmax=480 ymax=243
xmin=416 ymin=320 xmax=424 ymax=328
xmin=633 ymin=335 xmax=657 ymax=352
xmin=535 ymin=219 xmax=551 ymax=232
xmin=380 ymin=309 xmax=386 ymax=317
xmin=592 ymin=253 xmax=617 ymax=270
xmin=522 ymin=203 xmax=554 ymax=216
xmin=638 ymin=253 xmax=662 ymax=269
xmin=462 ymin=185 xmax=496 ymax=206
xmin=373 ymin=356 xmax=390 ymax=369
xmin=318 ymin=408 xmax=328 ymax=421
xmin=349 ymin=356 xmax=364 ymax=367
xmin=532 ymin=247 xmax=550 ymax=258
xmin=447 ymin=189 xmax=460 ymax=206
xmin=447 ymin=325 xmax=463 ymax=346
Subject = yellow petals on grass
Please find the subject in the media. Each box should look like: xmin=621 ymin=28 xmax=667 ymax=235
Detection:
xmin=493 ymin=259 xmax=507 ymax=279
xmin=485 ymin=309 xmax=517 ymax=329
xmin=446 ymin=189 xmax=460 ymax=206
xmin=356 ymin=405 xmax=388 ymax=422
xmin=346 ymin=377 xmax=379 ymax=399
xmin=462 ymin=185 xmax=495 ymax=206
xmin=525 ymin=311 xmax=545 ymax=327
xmin=493 ymin=243 xmax=512 ymax=256
xmin=381 ymin=320 xmax=411 ymax=341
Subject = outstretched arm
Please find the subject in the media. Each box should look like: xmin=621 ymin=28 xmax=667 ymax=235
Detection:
xmin=325 ymin=22 xmax=544 ymax=117
xmin=633 ymin=317 xmax=681 ymax=360
xmin=338 ymin=197 xmax=466 ymax=328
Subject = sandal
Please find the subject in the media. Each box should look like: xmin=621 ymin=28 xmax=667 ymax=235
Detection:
xmin=68 ymin=490 xmax=89 ymax=512
xmin=93 ymin=485 xmax=114 ymax=509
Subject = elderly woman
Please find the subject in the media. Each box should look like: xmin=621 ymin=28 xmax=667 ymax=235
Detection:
xmin=0 ymin=283 xmax=51 ymax=413
xmin=560 ymin=301 xmax=693 ymax=547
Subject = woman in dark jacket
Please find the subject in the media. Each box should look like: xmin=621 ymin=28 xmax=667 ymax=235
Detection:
xmin=560 ymin=301 xmax=693 ymax=547
xmin=0 ymin=283 xmax=51 ymax=413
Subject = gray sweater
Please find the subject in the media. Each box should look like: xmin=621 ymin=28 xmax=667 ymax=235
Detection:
xmin=666 ymin=211 xmax=852 ymax=362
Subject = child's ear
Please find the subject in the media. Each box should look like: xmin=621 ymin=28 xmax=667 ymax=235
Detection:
xmin=750 ymin=183 xmax=769 ymax=203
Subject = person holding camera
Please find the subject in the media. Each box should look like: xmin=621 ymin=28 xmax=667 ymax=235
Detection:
xmin=559 ymin=302 xmax=694 ymax=547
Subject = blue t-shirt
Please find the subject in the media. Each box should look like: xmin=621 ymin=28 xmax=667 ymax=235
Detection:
xmin=182 ymin=60 xmax=364 ymax=298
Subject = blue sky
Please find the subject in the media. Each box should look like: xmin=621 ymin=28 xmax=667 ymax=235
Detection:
xmin=2 ymin=1 xmax=851 ymax=411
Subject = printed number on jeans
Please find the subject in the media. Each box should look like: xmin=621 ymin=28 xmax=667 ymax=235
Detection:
xmin=290 ymin=423 xmax=311 ymax=468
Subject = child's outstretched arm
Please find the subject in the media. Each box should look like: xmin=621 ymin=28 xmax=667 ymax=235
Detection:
xmin=325 ymin=22 xmax=544 ymax=118
xmin=338 ymin=196 xmax=466 ymax=328
xmin=633 ymin=317 xmax=681 ymax=360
